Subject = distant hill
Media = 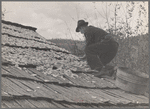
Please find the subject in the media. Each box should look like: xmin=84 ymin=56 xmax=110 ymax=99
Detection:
xmin=47 ymin=39 xmax=86 ymax=56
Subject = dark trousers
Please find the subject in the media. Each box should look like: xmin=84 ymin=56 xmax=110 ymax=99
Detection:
xmin=85 ymin=40 xmax=119 ymax=72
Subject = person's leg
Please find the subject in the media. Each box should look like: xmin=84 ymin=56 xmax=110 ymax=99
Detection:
xmin=85 ymin=44 xmax=103 ymax=71
xmin=96 ymin=42 xmax=118 ymax=77
xmin=85 ymin=42 xmax=111 ymax=71
xmin=85 ymin=41 xmax=118 ymax=72
xmin=85 ymin=52 xmax=103 ymax=70
xmin=100 ymin=42 xmax=119 ymax=66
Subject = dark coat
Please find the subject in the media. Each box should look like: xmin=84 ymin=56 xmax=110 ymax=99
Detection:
xmin=83 ymin=26 xmax=119 ymax=70
xmin=84 ymin=26 xmax=117 ymax=47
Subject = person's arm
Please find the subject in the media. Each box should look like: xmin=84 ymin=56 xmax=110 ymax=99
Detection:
xmin=85 ymin=32 xmax=95 ymax=47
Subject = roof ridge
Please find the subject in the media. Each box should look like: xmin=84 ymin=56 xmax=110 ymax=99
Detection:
xmin=2 ymin=20 xmax=37 ymax=31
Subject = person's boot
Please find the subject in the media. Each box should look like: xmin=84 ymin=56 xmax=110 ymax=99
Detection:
xmin=92 ymin=65 xmax=117 ymax=78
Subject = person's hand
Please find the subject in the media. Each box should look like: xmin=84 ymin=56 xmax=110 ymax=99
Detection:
xmin=79 ymin=54 xmax=86 ymax=61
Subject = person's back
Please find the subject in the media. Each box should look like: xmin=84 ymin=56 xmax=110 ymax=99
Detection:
xmin=84 ymin=26 xmax=108 ymax=45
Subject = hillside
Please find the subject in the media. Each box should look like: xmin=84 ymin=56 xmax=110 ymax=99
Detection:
xmin=48 ymin=39 xmax=86 ymax=56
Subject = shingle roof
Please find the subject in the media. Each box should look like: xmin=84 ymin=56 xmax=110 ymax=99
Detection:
xmin=1 ymin=20 xmax=149 ymax=108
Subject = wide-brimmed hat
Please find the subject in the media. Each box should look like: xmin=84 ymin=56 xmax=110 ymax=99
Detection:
xmin=76 ymin=20 xmax=88 ymax=32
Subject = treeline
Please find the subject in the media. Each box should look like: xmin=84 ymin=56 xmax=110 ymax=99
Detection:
xmin=112 ymin=33 xmax=149 ymax=74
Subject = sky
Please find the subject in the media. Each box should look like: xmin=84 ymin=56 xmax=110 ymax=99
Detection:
xmin=2 ymin=1 xmax=148 ymax=41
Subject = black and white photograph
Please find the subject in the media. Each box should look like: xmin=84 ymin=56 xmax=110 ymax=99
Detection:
xmin=1 ymin=1 xmax=149 ymax=108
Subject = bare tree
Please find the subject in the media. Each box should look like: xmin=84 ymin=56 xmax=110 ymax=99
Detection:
xmin=93 ymin=2 xmax=148 ymax=73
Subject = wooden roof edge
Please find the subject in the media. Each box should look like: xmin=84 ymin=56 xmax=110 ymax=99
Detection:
xmin=2 ymin=95 xmax=149 ymax=107
xmin=2 ymin=20 xmax=37 ymax=31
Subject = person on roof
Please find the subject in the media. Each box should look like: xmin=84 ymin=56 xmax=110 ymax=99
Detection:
xmin=76 ymin=20 xmax=119 ymax=77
